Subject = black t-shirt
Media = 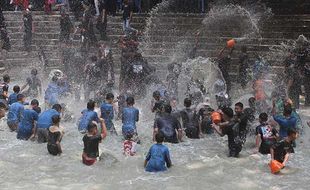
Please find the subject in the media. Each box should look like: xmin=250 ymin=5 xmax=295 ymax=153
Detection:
xmin=255 ymin=123 xmax=277 ymax=154
xmin=154 ymin=113 xmax=181 ymax=143
xmin=23 ymin=13 xmax=32 ymax=33
xmin=0 ymin=82 xmax=9 ymax=99
xmin=222 ymin=122 xmax=239 ymax=150
xmin=47 ymin=129 xmax=62 ymax=145
xmin=83 ymin=134 xmax=103 ymax=158
xmin=123 ymin=3 xmax=132 ymax=20
xmin=180 ymin=108 xmax=199 ymax=129
xmin=271 ymin=140 xmax=294 ymax=163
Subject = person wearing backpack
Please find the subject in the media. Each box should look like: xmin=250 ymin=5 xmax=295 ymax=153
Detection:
xmin=180 ymin=98 xmax=201 ymax=139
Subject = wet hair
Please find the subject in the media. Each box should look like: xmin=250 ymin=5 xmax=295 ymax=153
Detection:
xmin=106 ymin=93 xmax=114 ymax=100
xmin=52 ymin=104 xmax=62 ymax=112
xmin=17 ymin=94 xmax=25 ymax=101
xmin=283 ymin=105 xmax=293 ymax=116
xmin=259 ymin=112 xmax=268 ymax=122
xmin=90 ymin=56 xmax=97 ymax=62
xmin=87 ymin=100 xmax=96 ymax=110
xmin=125 ymin=133 xmax=133 ymax=140
xmin=248 ymin=97 xmax=256 ymax=106
xmin=287 ymin=129 xmax=297 ymax=137
xmin=163 ymin=104 xmax=172 ymax=114
xmin=184 ymin=98 xmax=192 ymax=108
xmin=222 ymin=107 xmax=234 ymax=118
xmin=3 ymin=74 xmax=10 ymax=83
xmin=30 ymin=99 xmax=39 ymax=106
xmin=155 ymin=132 xmax=165 ymax=143
xmin=52 ymin=76 xmax=58 ymax=82
xmin=126 ymin=96 xmax=135 ymax=105
xmin=235 ymin=102 xmax=244 ymax=109
xmin=87 ymin=122 xmax=97 ymax=132
xmin=153 ymin=91 xmax=161 ymax=98
xmin=13 ymin=85 xmax=20 ymax=93
xmin=52 ymin=115 xmax=61 ymax=125
xmin=31 ymin=68 xmax=38 ymax=76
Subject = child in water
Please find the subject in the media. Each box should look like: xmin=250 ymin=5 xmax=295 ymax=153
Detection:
xmin=270 ymin=129 xmax=297 ymax=168
xmin=123 ymin=133 xmax=137 ymax=156
xmin=47 ymin=115 xmax=64 ymax=156
xmin=122 ymin=97 xmax=139 ymax=140
xmin=78 ymin=100 xmax=100 ymax=134
xmin=7 ymin=94 xmax=25 ymax=131
xmin=82 ymin=120 xmax=107 ymax=166
xmin=8 ymin=85 xmax=20 ymax=105
xmin=100 ymin=93 xmax=116 ymax=134
xmin=144 ymin=132 xmax=172 ymax=172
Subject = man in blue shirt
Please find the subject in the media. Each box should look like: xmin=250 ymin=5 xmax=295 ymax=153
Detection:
xmin=122 ymin=96 xmax=139 ymax=137
xmin=8 ymin=85 xmax=20 ymax=105
xmin=273 ymin=104 xmax=297 ymax=138
xmin=144 ymin=132 xmax=172 ymax=172
xmin=44 ymin=76 xmax=61 ymax=108
xmin=78 ymin=100 xmax=100 ymax=133
xmin=17 ymin=99 xmax=40 ymax=140
xmin=7 ymin=94 xmax=25 ymax=131
xmin=100 ymin=93 xmax=116 ymax=134
xmin=36 ymin=104 xmax=62 ymax=143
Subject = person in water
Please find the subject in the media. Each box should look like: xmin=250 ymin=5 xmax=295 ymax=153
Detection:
xmin=151 ymin=90 xmax=166 ymax=119
xmin=47 ymin=115 xmax=64 ymax=156
xmin=270 ymin=129 xmax=297 ymax=167
xmin=255 ymin=113 xmax=278 ymax=154
xmin=180 ymin=98 xmax=201 ymax=139
xmin=272 ymin=104 xmax=297 ymax=138
xmin=8 ymin=85 xmax=20 ymax=105
xmin=122 ymin=96 xmax=139 ymax=139
xmin=78 ymin=100 xmax=100 ymax=134
xmin=21 ymin=68 xmax=42 ymax=98
xmin=144 ymin=132 xmax=172 ymax=172
xmin=82 ymin=120 xmax=107 ymax=166
xmin=100 ymin=93 xmax=116 ymax=134
xmin=123 ymin=133 xmax=137 ymax=156
xmin=212 ymin=107 xmax=242 ymax=157
xmin=17 ymin=99 xmax=40 ymax=140
xmin=36 ymin=104 xmax=62 ymax=143
xmin=153 ymin=104 xmax=182 ymax=144
xmin=7 ymin=94 xmax=25 ymax=131
xmin=44 ymin=76 xmax=61 ymax=108
xmin=0 ymin=74 xmax=10 ymax=106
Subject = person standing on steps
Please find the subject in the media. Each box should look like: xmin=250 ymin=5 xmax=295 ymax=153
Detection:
xmin=22 ymin=8 xmax=33 ymax=55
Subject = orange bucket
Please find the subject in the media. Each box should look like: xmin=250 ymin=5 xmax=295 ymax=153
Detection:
xmin=226 ymin=39 xmax=236 ymax=48
xmin=211 ymin=112 xmax=222 ymax=124
xmin=269 ymin=160 xmax=284 ymax=174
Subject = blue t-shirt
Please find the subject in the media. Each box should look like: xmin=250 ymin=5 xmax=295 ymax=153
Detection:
xmin=8 ymin=93 xmax=18 ymax=105
xmin=44 ymin=82 xmax=60 ymax=105
xmin=78 ymin=109 xmax=100 ymax=132
xmin=17 ymin=109 xmax=39 ymax=139
xmin=273 ymin=115 xmax=297 ymax=138
xmin=37 ymin=109 xmax=60 ymax=129
xmin=145 ymin=144 xmax=171 ymax=172
xmin=100 ymin=102 xmax=114 ymax=130
xmin=122 ymin=107 xmax=139 ymax=134
xmin=7 ymin=102 xmax=24 ymax=124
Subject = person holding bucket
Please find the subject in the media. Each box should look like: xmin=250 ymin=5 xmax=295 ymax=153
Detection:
xmin=269 ymin=129 xmax=297 ymax=174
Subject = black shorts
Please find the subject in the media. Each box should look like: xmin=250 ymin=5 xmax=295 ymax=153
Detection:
xmin=47 ymin=144 xmax=60 ymax=156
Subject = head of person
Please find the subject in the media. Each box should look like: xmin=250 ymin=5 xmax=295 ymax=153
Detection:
xmin=90 ymin=56 xmax=97 ymax=63
xmin=52 ymin=104 xmax=62 ymax=113
xmin=3 ymin=74 xmax=10 ymax=83
xmin=153 ymin=91 xmax=161 ymax=101
xmin=82 ymin=0 xmax=90 ymax=9
xmin=123 ymin=0 xmax=129 ymax=5
xmin=13 ymin=85 xmax=20 ymax=94
xmin=106 ymin=93 xmax=114 ymax=104
xmin=87 ymin=122 xmax=98 ymax=135
xmin=162 ymin=104 xmax=172 ymax=114
xmin=221 ymin=107 xmax=234 ymax=122
xmin=30 ymin=99 xmax=39 ymax=108
xmin=17 ymin=94 xmax=26 ymax=103
xmin=87 ymin=100 xmax=96 ymax=111
xmin=234 ymin=102 xmax=244 ymax=115
xmin=284 ymin=98 xmax=293 ymax=107
xmin=259 ymin=112 xmax=268 ymax=124
xmin=248 ymin=97 xmax=256 ymax=109
xmin=155 ymin=131 xmax=165 ymax=144
xmin=184 ymin=98 xmax=192 ymax=108
xmin=170 ymin=97 xmax=177 ymax=108
xmin=283 ymin=105 xmax=293 ymax=117
xmin=51 ymin=76 xmax=58 ymax=83
xmin=126 ymin=96 xmax=135 ymax=106
xmin=31 ymin=68 xmax=38 ymax=76
xmin=0 ymin=102 xmax=7 ymax=119
xmin=52 ymin=115 xmax=61 ymax=126
xmin=287 ymin=129 xmax=298 ymax=142
xmin=125 ymin=133 xmax=133 ymax=140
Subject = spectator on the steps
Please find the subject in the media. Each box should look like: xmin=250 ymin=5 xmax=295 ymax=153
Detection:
xmin=81 ymin=0 xmax=97 ymax=53
xmin=122 ymin=0 xmax=137 ymax=35
xmin=0 ymin=8 xmax=11 ymax=51
xmin=22 ymin=8 xmax=33 ymax=54
xmin=44 ymin=0 xmax=54 ymax=13
xmin=134 ymin=0 xmax=141 ymax=13
xmin=59 ymin=9 xmax=74 ymax=43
